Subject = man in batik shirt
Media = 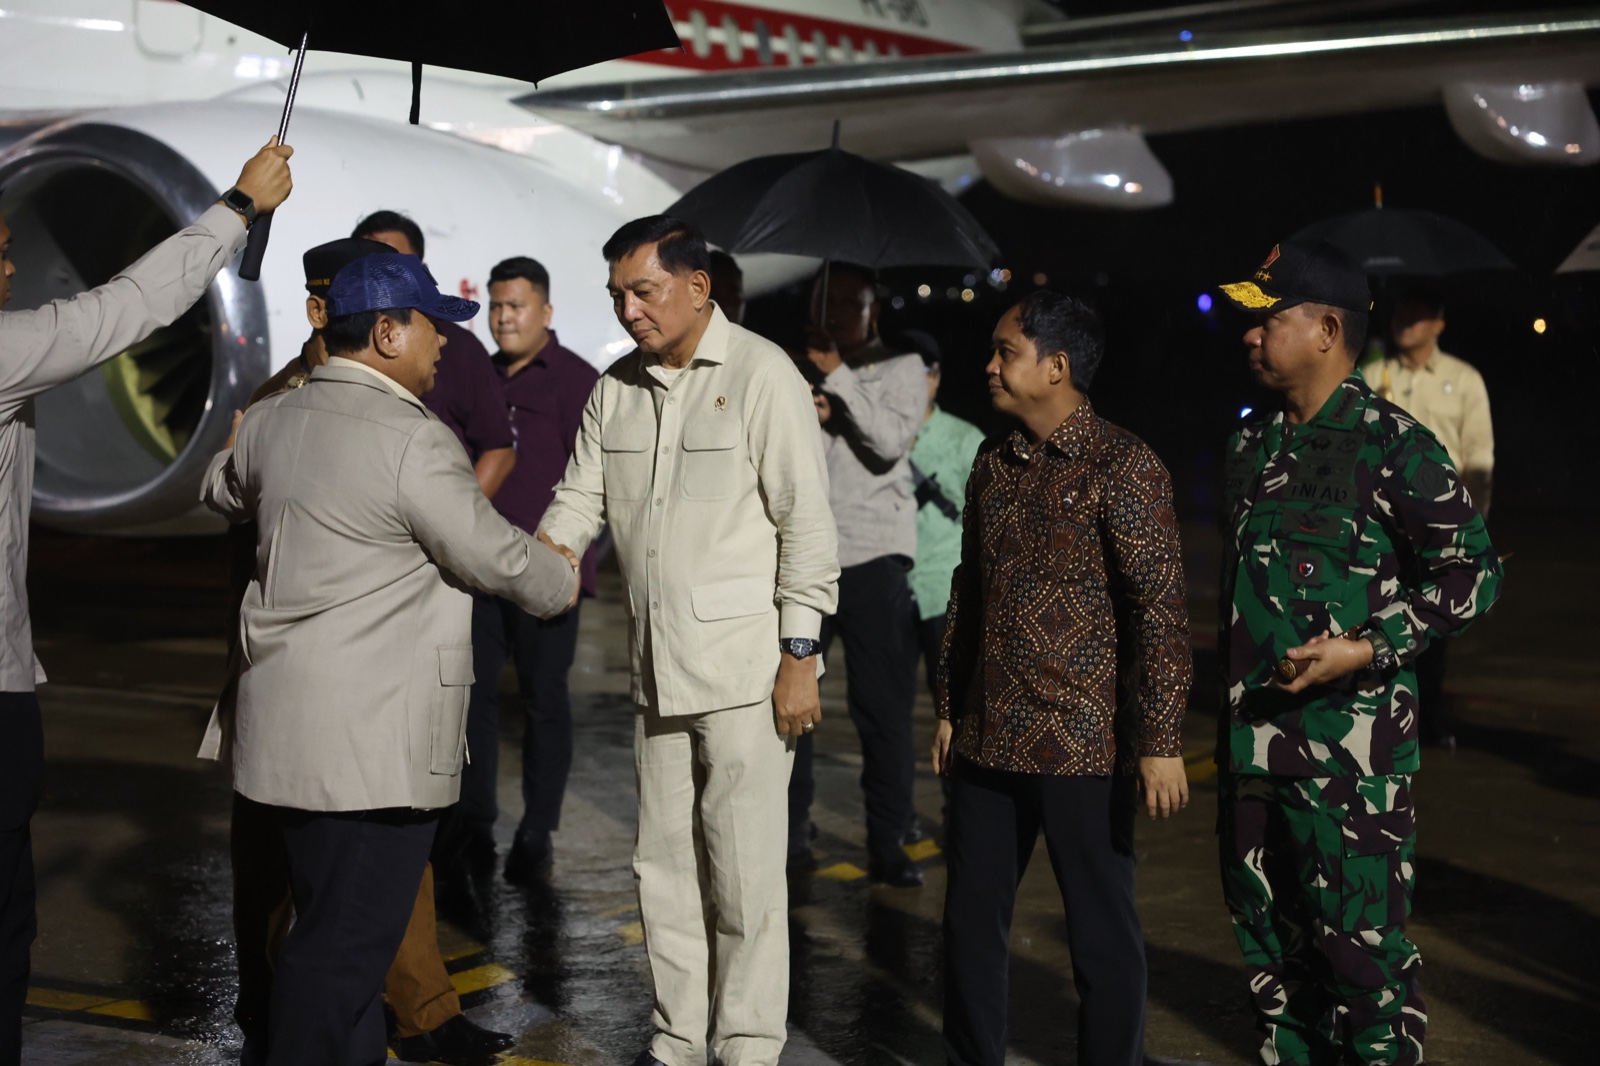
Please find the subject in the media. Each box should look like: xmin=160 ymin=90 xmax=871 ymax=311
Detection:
xmin=933 ymin=290 xmax=1192 ymax=1066
xmin=1215 ymin=241 xmax=1502 ymax=1066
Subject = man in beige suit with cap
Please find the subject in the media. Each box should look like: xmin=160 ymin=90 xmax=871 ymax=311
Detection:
xmin=202 ymin=251 xmax=577 ymax=1066
xmin=540 ymin=216 xmax=837 ymax=1066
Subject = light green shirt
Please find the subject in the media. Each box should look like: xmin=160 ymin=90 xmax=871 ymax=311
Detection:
xmin=909 ymin=406 xmax=986 ymax=620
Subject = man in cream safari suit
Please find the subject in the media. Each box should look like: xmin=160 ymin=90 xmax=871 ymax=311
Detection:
xmin=539 ymin=216 xmax=838 ymax=1066
xmin=202 ymin=252 xmax=578 ymax=1066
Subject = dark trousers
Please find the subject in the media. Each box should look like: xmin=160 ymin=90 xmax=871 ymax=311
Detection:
xmin=942 ymin=759 xmax=1146 ymax=1066
xmin=448 ymin=595 xmax=580 ymax=858
xmin=916 ymin=614 xmax=947 ymax=700
xmin=0 ymin=694 xmax=42 ymax=1066
xmin=788 ymin=555 xmax=920 ymax=864
xmin=267 ymin=808 xmax=437 ymax=1066
xmin=231 ymin=792 xmax=292 ymax=1055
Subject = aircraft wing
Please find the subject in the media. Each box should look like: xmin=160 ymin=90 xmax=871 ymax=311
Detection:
xmin=515 ymin=10 xmax=1600 ymax=167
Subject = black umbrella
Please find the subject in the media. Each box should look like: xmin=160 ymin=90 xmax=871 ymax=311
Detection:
xmin=1292 ymin=205 xmax=1516 ymax=276
xmin=179 ymin=0 xmax=680 ymax=278
xmin=666 ymin=125 xmax=1000 ymax=272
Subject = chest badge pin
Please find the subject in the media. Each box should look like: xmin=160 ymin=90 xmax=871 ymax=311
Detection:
xmin=714 ymin=395 xmax=728 ymax=411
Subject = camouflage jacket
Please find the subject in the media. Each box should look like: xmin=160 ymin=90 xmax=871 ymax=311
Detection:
xmin=1219 ymin=375 xmax=1502 ymax=777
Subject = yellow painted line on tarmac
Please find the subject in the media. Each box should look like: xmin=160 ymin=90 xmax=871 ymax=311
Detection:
xmin=616 ymin=920 xmax=645 ymax=945
xmin=596 ymin=902 xmax=639 ymax=919
xmin=25 ymin=988 xmax=116 ymax=1012
xmin=441 ymin=941 xmax=486 ymax=963
xmin=449 ymin=962 xmax=516 ymax=996
xmin=86 ymin=999 xmax=157 ymax=1021
xmin=1184 ymin=749 xmax=1218 ymax=784
xmin=903 ymin=839 xmax=941 ymax=862
xmin=815 ymin=862 xmax=867 ymax=882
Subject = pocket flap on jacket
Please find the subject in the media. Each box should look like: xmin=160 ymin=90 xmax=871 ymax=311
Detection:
xmin=690 ymin=576 xmax=774 ymax=622
xmin=682 ymin=417 xmax=740 ymax=452
xmin=601 ymin=421 xmax=654 ymax=452
xmin=438 ymin=645 xmax=475 ymax=685
xmin=1340 ymin=805 xmax=1414 ymax=856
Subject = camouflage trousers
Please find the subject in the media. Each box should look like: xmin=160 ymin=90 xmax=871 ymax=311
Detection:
xmin=1218 ymin=773 xmax=1424 ymax=1066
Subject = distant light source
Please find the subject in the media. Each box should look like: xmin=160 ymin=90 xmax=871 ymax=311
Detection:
xmin=1197 ymin=293 xmax=1214 ymax=313
xmin=961 ymin=288 xmax=976 ymax=303
xmin=999 ymin=269 xmax=1013 ymax=282
xmin=1239 ymin=406 xmax=1254 ymax=419
xmin=917 ymin=284 xmax=932 ymax=298
xmin=1534 ymin=317 xmax=1548 ymax=334
xmin=1033 ymin=272 xmax=1049 ymax=286
xmin=890 ymin=296 xmax=906 ymax=310
xmin=1179 ymin=30 xmax=1194 ymax=42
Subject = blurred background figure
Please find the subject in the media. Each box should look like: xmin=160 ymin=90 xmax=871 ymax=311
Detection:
xmin=893 ymin=329 xmax=985 ymax=705
xmin=480 ymin=256 xmax=599 ymax=887
xmin=788 ymin=264 xmax=927 ymax=887
xmin=1364 ymin=283 xmax=1494 ymax=748
xmin=708 ymin=249 xmax=745 ymax=325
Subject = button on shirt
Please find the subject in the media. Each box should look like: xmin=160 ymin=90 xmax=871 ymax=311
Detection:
xmin=938 ymin=400 xmax=1191 ymax=776
xmin=490 ymin=331 xmax=600 ymax=595
xmin=1220 ymin=376 xmax=1503 ymax=778
xmin=0 ymin=204 xmax=247 ymax=690
xmin=1362 ymin=346 xmax=1493 ymax=476
xmin=540 ymin=307 xmax=838 ymax=716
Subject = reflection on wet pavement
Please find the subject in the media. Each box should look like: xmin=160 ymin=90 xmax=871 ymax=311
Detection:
xmin=19 ymin=520 xmax=1600 ymax=1065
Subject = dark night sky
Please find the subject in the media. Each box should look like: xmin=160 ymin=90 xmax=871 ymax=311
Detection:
xmin=748 ymin=91 xmax=1600 ymax=520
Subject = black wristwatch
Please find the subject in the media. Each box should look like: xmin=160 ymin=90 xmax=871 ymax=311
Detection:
xmin=220 ymin=186 xmax=259 ymax=226
xmin=1346 ymin=622 xmax=1398 ymax=674
xmin=779 ymin=637 xmax=821 ymax=660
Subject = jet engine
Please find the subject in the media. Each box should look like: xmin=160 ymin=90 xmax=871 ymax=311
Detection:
xmin=0 ymin=101 xmax=661 ymax=534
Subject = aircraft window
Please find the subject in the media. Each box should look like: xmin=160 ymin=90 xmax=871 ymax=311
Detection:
xmin=754 ymin=19 xmax=773 ymax=66
xmin=888 ymin=42 xmax=902 ymax=58
xmin=863 ymin=39 xmax=880 ymax=61
xmin=812 ymin=29 xmax=829 ymax=64
xmin=689 ymin=10 xmax=710 ymax=59
xmin=783 ymin=25 xmax=802 ymax=66
xmin=722 ymin=14 xmax=744 ymax=62
xmin=838 ymin=34 xmax=854 ymax=62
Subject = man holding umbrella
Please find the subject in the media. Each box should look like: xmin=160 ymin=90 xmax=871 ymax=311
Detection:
xmin=1214 ymin=240 xmax=1502 ymax=1066
xmin=0 ymin=139 xmax=292 ymax=1065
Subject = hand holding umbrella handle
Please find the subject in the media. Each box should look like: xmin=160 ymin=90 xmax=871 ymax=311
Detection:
xmin=239 ymin=212 xmax=275 ymax=281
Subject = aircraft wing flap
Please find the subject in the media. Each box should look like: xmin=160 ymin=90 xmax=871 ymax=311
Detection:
xmin=515 ymin=12 xmax=1600 ymax=167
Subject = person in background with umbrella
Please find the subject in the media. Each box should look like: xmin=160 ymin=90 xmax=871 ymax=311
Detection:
xmin=1362 ymin=282 xmax=1494 ymax=749
xmin=0 ymin=138 xmax=292 ymax=1066
xmin=789 ymin=263 xmax=929 ymax=888
xmin=708 ymin=249 xmax=745 ymax=325
xmin=1214 ymin=241 xmax=1502 ymax=1066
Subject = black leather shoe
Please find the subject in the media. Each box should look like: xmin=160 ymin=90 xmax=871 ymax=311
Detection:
xmin=869 ymin=855 xmax=924 ymax=888
xmin=630 ymin=1049 xmax=670 ymax=1066
xmin=391 ymin=1013 xmax=515 ymax=1065
xmin=504 ymin=835 xmax=553 ymax=886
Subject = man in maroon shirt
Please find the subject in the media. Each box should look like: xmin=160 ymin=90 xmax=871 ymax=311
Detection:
xmin=480 ymin=256 xmax=601 ymax=884
xmin=351 ymin=211 xmax=514 ymax=498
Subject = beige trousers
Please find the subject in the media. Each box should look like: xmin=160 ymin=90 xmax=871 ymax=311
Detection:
xmin=635 ymin=701 xmax=794 ymax=1066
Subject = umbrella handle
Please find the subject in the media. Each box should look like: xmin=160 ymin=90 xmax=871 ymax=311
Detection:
xmin=238 ymin=210 xmax=274 ymax=282
xmin=238 ymin=30 xmax=308 ymax=283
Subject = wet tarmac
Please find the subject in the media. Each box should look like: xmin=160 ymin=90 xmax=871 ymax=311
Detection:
xmin=18 ymin=517 xmax=1600 ymax=1065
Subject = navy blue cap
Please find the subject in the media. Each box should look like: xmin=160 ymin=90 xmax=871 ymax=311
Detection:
xmin=325 ymin=253 xmax=479 ymax=322
xmin=1219 ymin=240 xmax=1372 ymax=315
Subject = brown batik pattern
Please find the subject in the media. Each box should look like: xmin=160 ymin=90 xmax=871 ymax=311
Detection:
xmin=938 ymin=400 xmax=1191 ymax=776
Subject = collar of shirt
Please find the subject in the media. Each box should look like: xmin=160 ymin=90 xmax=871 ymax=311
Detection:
xmin=494 ymin=329 xmax=563 ymax=377
xmin=325 ymin=356 xmax=424 ymax=408
xmin=1005 ymin=398 xmax=1098 ymax=464
xmin=638 ymin=304 xmax=731 ymax=383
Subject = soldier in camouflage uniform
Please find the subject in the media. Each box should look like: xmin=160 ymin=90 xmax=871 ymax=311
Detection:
xmin=1214 ymin=241 xmax=1503 ymax=1066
